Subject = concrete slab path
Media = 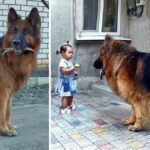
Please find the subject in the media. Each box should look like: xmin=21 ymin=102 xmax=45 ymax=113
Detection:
xmin=51 ymin=90 xmax=150 ymax=150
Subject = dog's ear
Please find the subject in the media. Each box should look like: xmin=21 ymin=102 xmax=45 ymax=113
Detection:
xmin=8 ymin=7 xmax=21 ymax=24
xmin=104 ymin=35 xmax=113 ymax=51
xmin=26 ymin=8 xmax=41 ymax=33
xmin=105 ymin=34 xmax=112 ymax=42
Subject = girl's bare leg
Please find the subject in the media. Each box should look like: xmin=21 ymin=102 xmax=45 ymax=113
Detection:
xmin=68 ymin=96 xmax=73 ymax=107
xmin=61 ymin=97 xmax=68 ymax=109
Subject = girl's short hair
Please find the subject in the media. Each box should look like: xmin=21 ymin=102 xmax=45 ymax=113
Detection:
xmin=56 ymin=41 xmax=72 ymax=55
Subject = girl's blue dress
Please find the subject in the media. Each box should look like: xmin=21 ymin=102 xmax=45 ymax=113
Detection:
xmin=56 ymin=58 xmax=77 ymax=97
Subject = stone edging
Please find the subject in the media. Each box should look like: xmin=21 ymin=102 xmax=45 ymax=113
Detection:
xmin=27 ymin=77 xmax=49 ymax=87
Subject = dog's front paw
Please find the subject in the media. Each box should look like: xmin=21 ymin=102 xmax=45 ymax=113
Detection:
xmin=128 ymin=125 xmax=142 ymax=132
xmin=121 ymin=119 xmax=131 ymax=126
xmin=8 ymin=124 xmax=17 ymax=130
xmin=121 ymin=119 xmax=129 ymax=125
xmin=121 ymin=118 xmax=135 ymax=126
xmin=0 ymin=129 xmax=17 ymax=136
xmin=10 ymin=130 xmax=17 ymax=136
xmin=7 ymin=130 xmax=17 ymax=136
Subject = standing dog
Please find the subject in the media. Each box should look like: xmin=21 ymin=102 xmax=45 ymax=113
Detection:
xmin=0 ymin=7 xmax=41 ymax=136
xmin=94 ymin=35 xmax=150 ymax=131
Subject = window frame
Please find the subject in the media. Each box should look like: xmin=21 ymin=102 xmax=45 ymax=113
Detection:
xmin=75 ymin=0 xmax=121 ymax=39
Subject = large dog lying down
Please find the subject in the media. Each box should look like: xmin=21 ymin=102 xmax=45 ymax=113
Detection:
xmin=0 ymin=7 xmax=41 ymax=136
xmin=94 ymin=35 xmax=150 ymax=132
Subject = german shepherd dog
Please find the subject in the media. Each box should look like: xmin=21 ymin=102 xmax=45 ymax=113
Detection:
xmin=0 ymin=8 xmax=41 ymax=136
xmin=94 ymin=35 xmax=150 ymax=132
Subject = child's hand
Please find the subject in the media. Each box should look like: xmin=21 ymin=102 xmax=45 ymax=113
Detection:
xmin=74 ymin=67 xmax=78 ymax=71
xmin=70 ymin=66 xmax=75 ymax=71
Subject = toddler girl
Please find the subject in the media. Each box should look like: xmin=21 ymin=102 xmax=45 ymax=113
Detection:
xmin=56 ymin=41 xmax=77 ymax=114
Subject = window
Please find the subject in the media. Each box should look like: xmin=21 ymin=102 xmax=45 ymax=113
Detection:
xmin=102 ymin=0 xmax=118 ymax=32
xmin=75 ymin=0 xmax=121 ymax=40
xmin=83 ymin=0 xmax=99 ymax=30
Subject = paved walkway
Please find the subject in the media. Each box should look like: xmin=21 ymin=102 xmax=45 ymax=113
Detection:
xmin=0 ymin=84 xmax=49 ymax=150
xmin=0 ymin=105 xmax=49 ymax=150
xmin=51 ymin=90 xmax=150 ymax=150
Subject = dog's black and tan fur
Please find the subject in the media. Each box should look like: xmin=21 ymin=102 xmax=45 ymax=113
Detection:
xmin=94 ymin=35 xmax=150 ymax=131
xmin=0 ymin=7 xmax=41 ymax=136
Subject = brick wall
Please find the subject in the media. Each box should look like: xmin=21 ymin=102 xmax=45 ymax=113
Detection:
xmin=0 ymin=0 xmax=49 ymax=69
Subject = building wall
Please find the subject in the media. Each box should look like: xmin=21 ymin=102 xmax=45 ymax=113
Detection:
xmin=51 ymin=0 xmax=73 ymax=76
xmin=51 ymin=0 xmax=129 ymax=77
xmin=129 ymin=2 xmax=150 ymax=52
xmin=73 ymin=0 xmax=129 ymax=77
xmin=51 ymin=0 xmax=100 ymax=77
xmin=0 ymin=0 xmax=49 ymax=69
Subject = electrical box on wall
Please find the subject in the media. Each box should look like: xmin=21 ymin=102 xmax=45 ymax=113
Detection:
xmin=136 ymin=0 xmax=147 ymax=6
